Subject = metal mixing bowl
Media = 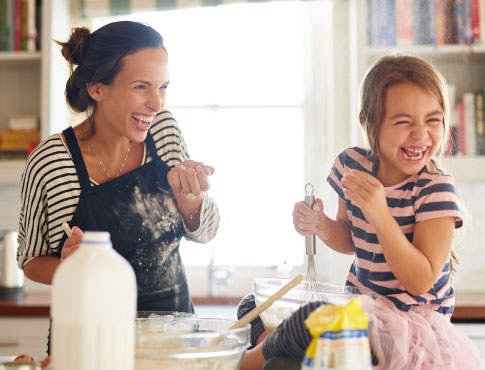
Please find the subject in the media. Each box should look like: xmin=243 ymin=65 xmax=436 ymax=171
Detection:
xmin=135 ymin=312 xmax=250 ymax=370
xmin=253 ymin=277 xmax=375 ymax=330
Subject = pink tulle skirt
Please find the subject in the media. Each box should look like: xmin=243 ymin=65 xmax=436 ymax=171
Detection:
xmin=359 ymin=296 xmax=485 ymax=370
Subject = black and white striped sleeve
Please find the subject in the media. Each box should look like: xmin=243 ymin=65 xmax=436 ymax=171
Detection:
xmin=17 ymin=135 xmax=81 ymax=269
xmin=150 ymin=109 xmax=220 ymax=243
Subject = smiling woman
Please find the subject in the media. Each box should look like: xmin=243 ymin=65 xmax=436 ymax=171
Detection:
xmin=18 ymin=21 xmax=220 ymax=319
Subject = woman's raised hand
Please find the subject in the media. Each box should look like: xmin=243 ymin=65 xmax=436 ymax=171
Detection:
xmin=167 ymin=160 xmax=215 ymax=197
xmin=61 ymin=226 xmax=83 ymax=261
xmin=292 ymin=198 xmax=324 ymax=237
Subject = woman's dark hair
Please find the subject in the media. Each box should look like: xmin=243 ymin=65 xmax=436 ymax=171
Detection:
xmin=55 ymin=21 xmax=165 ymax=114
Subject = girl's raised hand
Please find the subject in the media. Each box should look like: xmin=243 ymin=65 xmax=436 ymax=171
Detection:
xmin=341 ymin=170 xmax=389 ymax=227
xmin=61 ymin=226 xmax=83 ymax=261
xmin=292 ymin=198 xmax=325 ymax=237
xmin=167 ymin=160 xmax=215 ymax=197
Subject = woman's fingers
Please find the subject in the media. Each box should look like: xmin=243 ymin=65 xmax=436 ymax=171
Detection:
xmin=168 ymin=161 xmax=214 ymax=196
xmin=167 ymin=167 xmax=182 ymax=193
xmin=186 ymin=167 xmax=202 ymax=196
xmin=61 ymin=245 xmax=79 ymax=260
xmin=61 ymin=226 xmax=83 ymax=261
xmin=177 ymin=166 xmax=192 ymax=194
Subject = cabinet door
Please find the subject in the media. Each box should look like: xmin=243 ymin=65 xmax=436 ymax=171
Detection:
xmin=0 ymin=318 xmax=49 ymax=359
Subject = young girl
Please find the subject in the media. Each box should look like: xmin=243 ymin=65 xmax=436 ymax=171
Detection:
xmin=239 ymin=55 xmax=484 ymax=369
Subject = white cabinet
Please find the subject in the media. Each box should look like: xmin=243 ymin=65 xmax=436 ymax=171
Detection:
xmin=0 ymin=0 xmax=71 ymax=185
xmin=350 ymin=0 xmax=485 ymax=181
xmin=0 ymin=317 xmax=50 ymax=360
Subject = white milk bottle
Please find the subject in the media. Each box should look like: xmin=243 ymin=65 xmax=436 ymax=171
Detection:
xmin=51 ymin=231 xmax=137 ymax=370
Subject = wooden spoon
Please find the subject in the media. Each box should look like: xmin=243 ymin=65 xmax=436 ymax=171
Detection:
xmin=206 ymin=274 xmax=303 ymax=347
xmin=62 ymin=222 xmax=72 ymax=237
xmin=230 ymin=273 xmax=303 ymax=330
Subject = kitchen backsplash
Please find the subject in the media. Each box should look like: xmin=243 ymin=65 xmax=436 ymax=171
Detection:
xmin=2 ymin=179 xmax=485 ymax=294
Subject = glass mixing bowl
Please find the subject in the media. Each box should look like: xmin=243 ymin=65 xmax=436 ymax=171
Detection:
xmin=253 ymin=277 xmax=375 ymax=330
xmin=135 ymin=312 xmax=250 ymax=370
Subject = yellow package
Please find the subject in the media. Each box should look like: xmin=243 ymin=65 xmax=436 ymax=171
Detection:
xmin=302 ymin=297 xmax=371 ymax=370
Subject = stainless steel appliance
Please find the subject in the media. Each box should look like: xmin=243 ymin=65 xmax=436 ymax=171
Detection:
xmin=0 ymin=231 xmax=24 ymax=300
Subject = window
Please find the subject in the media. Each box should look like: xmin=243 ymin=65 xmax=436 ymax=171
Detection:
xmin=91 ymin=0 xmax=337 ymax=294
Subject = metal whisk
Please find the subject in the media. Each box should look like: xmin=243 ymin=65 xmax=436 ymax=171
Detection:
xmin=303 ymin=183 xmax=326 ymax=300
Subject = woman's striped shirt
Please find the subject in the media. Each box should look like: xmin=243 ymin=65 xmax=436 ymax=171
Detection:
xmin=327 ymin=147 xmax=463 ymax=315
xmin=17 ymin=109 xmax=220 ymax=269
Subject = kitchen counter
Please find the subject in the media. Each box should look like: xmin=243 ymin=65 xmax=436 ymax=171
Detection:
xmin=0 ymin=293 xmax=242 ymax=318
xmin=0 ymin=292 xmax=484 ymax=321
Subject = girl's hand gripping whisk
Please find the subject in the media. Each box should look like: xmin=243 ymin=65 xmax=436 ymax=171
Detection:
xmin=303 ymin=184 xmax=323 ymax=297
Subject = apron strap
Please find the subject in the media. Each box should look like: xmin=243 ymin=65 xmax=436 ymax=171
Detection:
xmin=145 ymin=131 xmax=172 ymax=174
xmin=63 ymin=127 xmax=92 ymax=192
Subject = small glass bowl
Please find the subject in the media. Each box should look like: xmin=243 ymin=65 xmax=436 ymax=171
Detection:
xmin=135 ymin=312 xmax=250 ymax=370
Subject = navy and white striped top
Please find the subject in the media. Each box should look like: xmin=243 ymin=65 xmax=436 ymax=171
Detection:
xmin=17 ymin=109 xmax=220 ymax=269
xmin=327 ymin=147 xmax=463 ymax=315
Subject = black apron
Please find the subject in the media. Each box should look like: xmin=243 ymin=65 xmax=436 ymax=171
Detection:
xmin=61 ymin=127 xmax=193 ymax=313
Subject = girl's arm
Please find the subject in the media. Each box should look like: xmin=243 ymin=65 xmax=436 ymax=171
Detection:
xmin=373 ymin=215 xmax=454 ymax=295
xmin=342 ymin=170 xmax=455 ymax=295
xmin=315 ymin=196 xmax=354 ymax=255
xmin=293 ymin=196 xmax=354 ymax=255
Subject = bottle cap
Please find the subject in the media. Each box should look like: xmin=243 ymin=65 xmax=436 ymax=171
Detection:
xmin=82 ymin=231 xmax=111 ymax=243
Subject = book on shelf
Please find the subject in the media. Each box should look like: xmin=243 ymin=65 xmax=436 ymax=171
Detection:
xmin=475 ymin=89 xmax=485 ymax=154
xmin=462 ymin=0 xmax=475 ymax=44
xmin=366 ymin=0 xmax=482 ymax=46
xmin=414 ymin=0 xmax=435 ymax=45
xmin=0 ymin=129 xmax=39 ymax=154
xmin=457 ymin=100 xmax=466 ymax=155
xmin=14 ymin=0 xmax=22 ymax=51
xmin=367 ymin=0 xmax=378 ymax=46
xmin=435 ymin=0 xmax=457 ymax=44
xmin=396 ymin=0 xmax=413 ymax=45
xmin=0 ymin=0 xmax=40 ymax=51
xmin=463 ymin=92 xmax=476 ymax=156
xmin=27 ymin=0 xmax=36 ymax=51
xmin=435 ymin=0 xmax=447 ymax=44
xmin=367 ymin=0 xmax=396 ymax=46
xmin=453 ymin=89 xmax=485 ymax=156
xmin=472 ymin=0 xmax=481 ymax=41
xmin=480 ymin=0 xmax=485 ymax=44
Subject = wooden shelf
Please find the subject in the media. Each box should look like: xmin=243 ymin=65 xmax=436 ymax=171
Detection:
xmin=0 ymin=160 xmax=26 ymax=184
xmin=365 ymin=44 xmax=485 ymax=63
xmin=0 ymin=52 xmax=41 ymax=68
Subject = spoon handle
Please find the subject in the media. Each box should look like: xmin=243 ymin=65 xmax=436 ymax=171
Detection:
xmin=230 ymin=274 xmax=303 ymax=329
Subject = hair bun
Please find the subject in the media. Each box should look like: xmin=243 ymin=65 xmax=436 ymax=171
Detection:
xmin=60 ymin=27 xmax=91 ymax=66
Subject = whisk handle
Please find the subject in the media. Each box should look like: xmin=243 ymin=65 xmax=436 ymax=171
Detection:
xmin=304 ymin=194 xmax=316 ymax=256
